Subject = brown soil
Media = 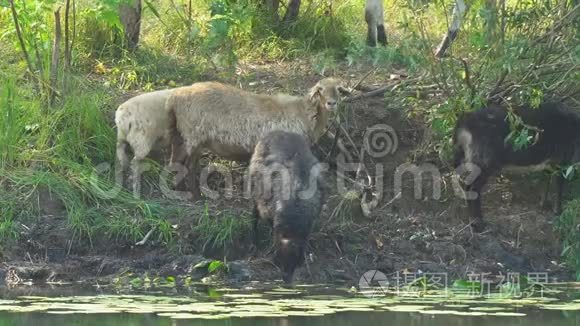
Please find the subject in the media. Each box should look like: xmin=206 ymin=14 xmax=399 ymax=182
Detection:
xmin=0 ymin=61 xmax=573 ymax=287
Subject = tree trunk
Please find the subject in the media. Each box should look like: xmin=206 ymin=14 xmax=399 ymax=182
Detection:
xmin=119 ymin=0 xmax=142 ymax=51
xmin=283 ymin=0 xmax=301 ymax=24
xmin=434 ymin=0 xmax=468 ymax=58
xmin=50 ymin=7 xmax=62 ymax=106
xmin=264 ymin=0 xmax=280 ymax=22
xmin=64 ymin=0 xmax=71 ymax=69
xmin=484 ymin=0 xmax=498 ymax=45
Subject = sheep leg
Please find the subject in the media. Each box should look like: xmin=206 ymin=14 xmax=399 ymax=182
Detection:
xmin=252 ymin=203 xmax=260 ymax=248
xmin=464 ymin=170 xmax=492 ymax=233
xmin=130 ymin=143 xmax=152 ymax=198
xmin=553 ymin=174 xmax=565 ymax=215
xmin=377 ymin=24 xmax=387 ymax=46
xmin=366 ymin=22 xmax=377 ymax=47
xmin=131 ymin=157 xmax=143 ymax=198
xmin=540 ymin=174 xmax=552 ymax=209
xmin=365 ymin=9 xmax=377 ymax=47
xmin=172 ymin=152 xmax=190 ymax=192
xmin=116 ymin=140 xmax=130 ymax=188
xmin=187 ymin=151 xmax=202 ymax=200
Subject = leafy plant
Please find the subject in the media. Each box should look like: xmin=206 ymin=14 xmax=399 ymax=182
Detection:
xmin=556 ymin=200 xmax=580 ymax=280
xmin=208 ymin=260 xmax=227 ymax=274
xmin=192 ymin=203 xmax=252 ymax=253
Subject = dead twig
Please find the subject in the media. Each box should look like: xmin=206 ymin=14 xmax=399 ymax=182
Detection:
xmin=456 ymin=57 xmax=476 ymax=102
xmin=343 ymin=81 xmax=400 ymax=102
xmin=531 ymin=3 xmax=580 ymax=47
xmin=350 ymin=68 xmax=377 ymax=92
xmin=136 ymin=226 xmax=157 ymax=246
xmin=488 ymin=4 xmax=579 ymax=101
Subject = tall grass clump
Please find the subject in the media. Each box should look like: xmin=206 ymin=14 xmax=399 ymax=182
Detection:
xmin=0 ymin=79 xmax=20 ymax=168
xmin=193 ymin=203 xmax=253 ymax=254
xmin=557 ymin=200 xmax=580 ymax=280
xmin=0 ymin=75 xmax=179 ymax=245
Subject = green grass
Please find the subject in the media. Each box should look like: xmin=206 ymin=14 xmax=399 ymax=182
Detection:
xmin=557 ymin=200 xmax=580 ymax=281
xmin=193 ymin=203 xmax=253 ymax=253
xmin=0 ymin=74 xmax=179 ymax=245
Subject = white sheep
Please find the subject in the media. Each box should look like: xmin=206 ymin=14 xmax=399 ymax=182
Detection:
xmin=115 ymin=89 xmax=184 ymax=196
xmin=166 ymin=78 xmax=348 ymax=199
xmin=365 ymin=0 xmax=387 ymax=47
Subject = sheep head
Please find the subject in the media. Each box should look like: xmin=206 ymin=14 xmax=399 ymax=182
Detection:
xmin=308 ymin=78 xmax=350 ymax=112
xmin=274 ymin=235 xmax=306 ymax=286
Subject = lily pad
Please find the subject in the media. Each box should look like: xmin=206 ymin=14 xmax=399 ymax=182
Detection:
xmin=539 ymin=303 xmax=580 ymax=311
xmin=385 ymin=305 xmax=433 ymax=312
xmin=491 ymin=312 xmax=527 ymax=316
xmin=419 ymin=309 xmax=461 ymax=315
xmin=443 ymin=304 xmax=471 ymax=308
xmin=222 ymin=293 xmax=264 ymax=299
xmin=468 ymin=306 xmax=510 ymax=312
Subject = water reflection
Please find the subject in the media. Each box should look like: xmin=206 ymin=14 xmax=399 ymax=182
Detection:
xmin=0 ymin=309 xmax=577 ymax=326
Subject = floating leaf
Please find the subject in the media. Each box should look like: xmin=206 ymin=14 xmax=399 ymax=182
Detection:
xmin=468 ymin=306 xmax=510 ymax=311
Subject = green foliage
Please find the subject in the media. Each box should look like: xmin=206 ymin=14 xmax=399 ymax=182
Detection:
xmin=0 ymin=199 xmax=18 ymax=241
xmin=452 ymin=279 xmax=482 ymax=290
xmin=557 ymin=200 xmax=580 ymax=280
xmin=0 ymin=79 xmax=18 ymax=168
xmin=192 ymin=203 xmax=252 ymax=252
xmin=389 ymin=0 xmax=579 ymax=138
xmin=78 ymin=0 xmax=131 ymax=56
xmin=208 ymin=260 xmax=227 ymax=274
xmin=0 ymin=73 xmax=179 ymax=245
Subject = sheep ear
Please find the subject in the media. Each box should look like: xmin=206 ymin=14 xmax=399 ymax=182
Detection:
xmin=337 ymin=85 xmax=351 ymax=96
xmin=309 ymin=85 xmax=323 ymax=101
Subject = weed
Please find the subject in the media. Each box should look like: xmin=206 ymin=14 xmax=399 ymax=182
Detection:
xmin=557 ymin=200 xmax=580 ymax=280
xmin=192 ymin=203 xmax=252 ymax=253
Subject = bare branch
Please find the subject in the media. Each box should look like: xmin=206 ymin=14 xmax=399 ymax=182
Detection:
xmin=8 ymin=0 xmax=34 ymax=74
xmin=350 ymin=68 xmax=377 ymax=91
xmin=50 ymin=7 xmax=62 ymax=106
xmin=343 ymin=81 xmax=400 ymax=102
xmin=64 ymin=0 xmax=71 ymax=69
xmin=456 ymin=57 xmax=476 ymax=102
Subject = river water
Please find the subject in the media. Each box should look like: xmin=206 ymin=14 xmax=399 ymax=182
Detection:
xmin=0 ymin=283 xmax=577 ymax=325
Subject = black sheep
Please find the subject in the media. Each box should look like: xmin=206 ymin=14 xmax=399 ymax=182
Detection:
xmin=250 ymin=131 xmax=325 ymax=285
xmin=453 ymin=102 xmax=580 ymax=232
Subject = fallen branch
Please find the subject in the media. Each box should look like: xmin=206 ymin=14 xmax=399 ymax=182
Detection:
xmin=136 ymin=226 xmax=156 ymax=246
xmin=350 ymin=68 xmax=377 ymax=92
xmin=343 ymin=81 xmax=400 ymax=102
